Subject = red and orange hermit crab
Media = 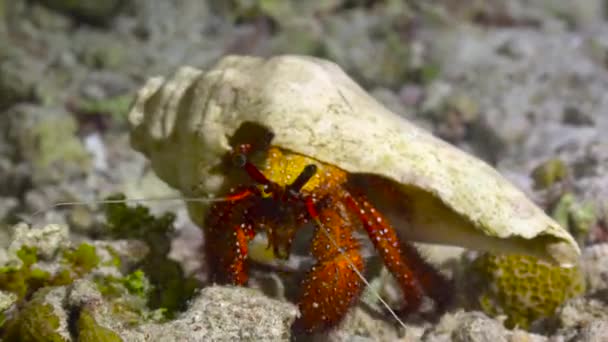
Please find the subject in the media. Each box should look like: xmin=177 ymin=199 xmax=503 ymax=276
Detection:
xmin=204 ymin=132 xmax=450 ymax=332
xmin=128 ymin=55 xmax=580 ymax=335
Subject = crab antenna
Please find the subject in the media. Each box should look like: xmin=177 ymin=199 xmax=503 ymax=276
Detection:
xmin=26 ymin=195 xmax=238 ymax=221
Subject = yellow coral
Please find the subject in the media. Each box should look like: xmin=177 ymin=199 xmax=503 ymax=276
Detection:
xmin=472 ymin=253 xmax=585 ymax=329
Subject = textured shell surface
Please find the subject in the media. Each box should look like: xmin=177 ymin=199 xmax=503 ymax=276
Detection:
xmin=128 ymin=54 xmax=580 ymax=267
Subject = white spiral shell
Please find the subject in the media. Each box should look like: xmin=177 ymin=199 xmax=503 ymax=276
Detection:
xmin=128 ymin=55 xmax=580 ymax=267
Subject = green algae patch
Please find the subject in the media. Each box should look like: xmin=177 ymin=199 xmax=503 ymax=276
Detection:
xmin=103 ymin=195 xmax=200 ymax=318
xmin=94 ymin=269 xmax=151 ymax=316
xmin=2 ymin=289 xmax=68 ymax=342
xmin=0 ymin=222 xmax=163 ymax=340
xmin=0 ymin=246 xmax=46 ymax=300
xmin=122 ymin=270 xmax=149 ymax=299
xmin=71 ymin=94 xmax=134 ymax=123
xmin=103 ymin=247 xmax=123 ymax=268
xmin=77 ymin=309 xmax=123 ymax=342
xmin=531 ymin=158 xmax=569 ymax=190
xmin=0 ymin=267 xmax=29 ymax=300
xmin=16 ymin=246 xmax=38 ymax=267
xmin=551 ymin=193 xmax=597 ymax=244
xmin=0 ymin=243 xmax=103 ymax=302
xmin=103 ymin=194 xmax=176 ymax=243
xmin=63 ymin=243 xmax=100 ymax=277
xmin=0 ymin=241 xmax=123 ymax=339
xmin=470 ymin=253 xmax=585 ymax=329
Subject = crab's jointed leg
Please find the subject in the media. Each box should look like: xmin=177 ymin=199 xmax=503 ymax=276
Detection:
xmin=345 ymin=194 xmax=451 ymax=313
xmin=204 ymin=187 xmax=257 ymax=285
xmin=294 ymin=200 xmax=365 ymax=333
xmin=397 ymin=239 xmax=453 ymax=312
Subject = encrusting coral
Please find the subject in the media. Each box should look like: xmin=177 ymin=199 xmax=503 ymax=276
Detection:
xmin=469 ymin=253 xmax=585 ymax=329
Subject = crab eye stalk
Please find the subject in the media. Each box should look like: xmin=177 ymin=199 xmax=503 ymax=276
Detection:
xmin=288 ymin=164 xmax=317 ymax=193
xmin=234 ymin=156 xmax=273 ymax=186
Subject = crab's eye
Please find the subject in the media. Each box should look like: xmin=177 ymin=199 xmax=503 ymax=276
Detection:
xmin=232 ymin=153 xmax=247 ymax=168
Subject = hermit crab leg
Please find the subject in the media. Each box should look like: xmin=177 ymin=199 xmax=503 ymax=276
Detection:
xmin=397 ymin=241 xmax=452 ymax=312
xmin=204 ymin=187 xmax=258 ymax=285
xmin=343 ymin=194 xmax=424 ymax=312
xmin=344 ymin=194 xmax=450 ymax=313
xmin=293 ymin=201 xmax=365 ymax=333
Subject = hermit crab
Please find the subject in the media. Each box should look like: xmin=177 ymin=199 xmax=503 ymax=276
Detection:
xmin=128 ymin=55 xmax=580 ymax=333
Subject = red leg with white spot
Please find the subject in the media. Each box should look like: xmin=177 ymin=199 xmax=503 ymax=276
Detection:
xmin=293 ymin=201 xmax=365 ymax=333
xmin=344 ymin=194 xmax=427 ymax=313
xmin=204 ymin=188 xmax=257 ymax=285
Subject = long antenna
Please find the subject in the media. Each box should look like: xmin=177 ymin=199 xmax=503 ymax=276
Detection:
xmin=27 ymin=195 xmax=231 ymax=220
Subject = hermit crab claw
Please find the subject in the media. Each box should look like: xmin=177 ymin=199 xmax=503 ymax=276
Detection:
xmin=129 ymin=55 xmax=580 ymax=268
